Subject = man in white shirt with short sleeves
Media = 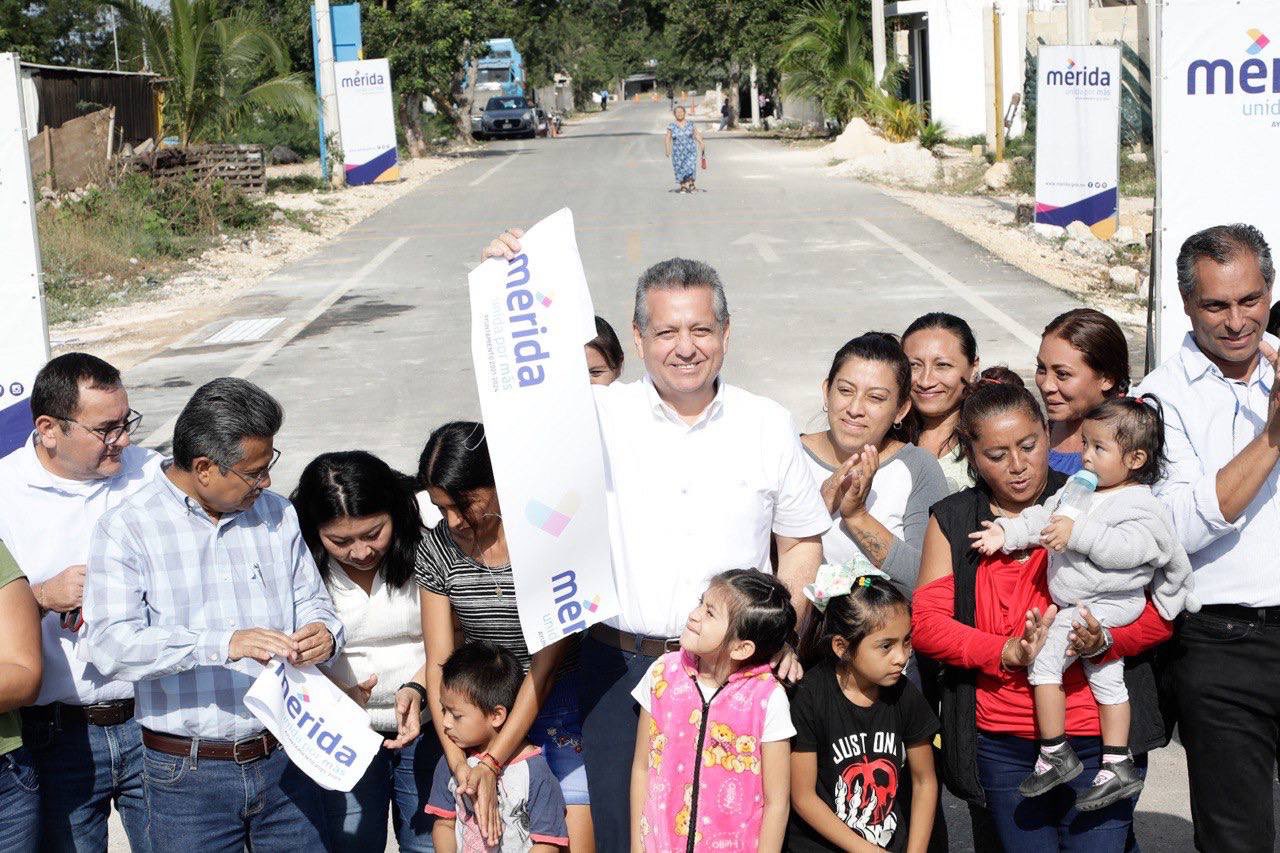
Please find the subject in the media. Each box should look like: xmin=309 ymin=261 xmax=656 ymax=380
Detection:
xmin=483 ymin=235 xmax=829 ymax=849
xmin=1136 ymin=223 xmax=1280 ymax=852
xmin=0 ymin=353 xmax=159 ymax=851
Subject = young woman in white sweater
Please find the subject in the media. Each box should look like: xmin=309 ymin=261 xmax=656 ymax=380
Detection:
xmin=292 ymin=451 xmax=440 ymax=852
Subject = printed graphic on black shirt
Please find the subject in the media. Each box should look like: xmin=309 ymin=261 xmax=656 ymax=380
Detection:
xmin=788 ymin=662 xmax=939 ymax=853
xmin=832 ymin=732 xmax=904 ymax=846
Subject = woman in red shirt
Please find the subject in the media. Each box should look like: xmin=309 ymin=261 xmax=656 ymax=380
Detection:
xmin=911 ymin=369 xmax=1172 ymax=852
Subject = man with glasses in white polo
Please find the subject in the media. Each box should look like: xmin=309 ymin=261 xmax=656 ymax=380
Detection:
xmin=0 ymin=352 xmax=159 ymax=851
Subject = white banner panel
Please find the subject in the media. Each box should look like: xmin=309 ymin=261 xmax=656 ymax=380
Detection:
xmin=1155 ymin=2 xmax=1280 ymax=363
xmin=334 ymin=58 xmax=399 ymax=185
xmin=245 ymin=661 xmax=383 ymax=792
xmin=1035 ymin=45 xmax=1122 ymax=240
xmin=469 ymin=208 xmax=618 ymax=654
xmin=0 ymin=53 xmax=49 ymax=458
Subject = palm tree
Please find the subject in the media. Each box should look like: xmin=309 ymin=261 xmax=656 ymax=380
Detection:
xmin=110 ymin=0 xmax=314 ymax=145
xmin=780 ymin=0 xmax=885 ymax=126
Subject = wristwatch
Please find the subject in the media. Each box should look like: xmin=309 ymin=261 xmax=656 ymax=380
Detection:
xmin=398 ymin=681 xmax=428 ymax=705
xmin=1085 ymin=626 xmax=1114 ymax=659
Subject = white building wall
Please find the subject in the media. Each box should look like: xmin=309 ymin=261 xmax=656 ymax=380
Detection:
xmin=924 ymin=1 xmax=1026 ymax=139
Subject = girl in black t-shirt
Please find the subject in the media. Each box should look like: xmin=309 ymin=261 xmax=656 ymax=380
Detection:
xmin=789 ymin=562 xmax=940 ymax=852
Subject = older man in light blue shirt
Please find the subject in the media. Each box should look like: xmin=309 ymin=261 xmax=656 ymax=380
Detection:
xmin=1136 ymin=223 xmax=1280 ymax=853
xmin=83 ymin=377 xmax=343 ymax=852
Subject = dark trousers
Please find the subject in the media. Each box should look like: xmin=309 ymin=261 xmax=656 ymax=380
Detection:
xmin=977 ymin=733 xmax=1142 ymax=852
xmin=1174 ymin=609 xmax=1280 ymax=853
xmin=579 ymin=636 xmax=654 ymax=852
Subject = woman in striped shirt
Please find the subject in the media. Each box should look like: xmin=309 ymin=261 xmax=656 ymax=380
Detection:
xmin=414 ymin=421 xmax=591 ymax=851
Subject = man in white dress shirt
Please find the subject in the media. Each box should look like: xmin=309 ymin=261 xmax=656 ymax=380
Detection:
xmin=0 ymin=353 xmax=159 ymax=851
xmin=1136 ymin=223 xmax=1280 ymax=853
xmin=483 ymin=234 xmax=829 ymax=848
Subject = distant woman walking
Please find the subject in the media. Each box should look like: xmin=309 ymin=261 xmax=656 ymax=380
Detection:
xmin=665 ymin=105 xmax=704 ymax=193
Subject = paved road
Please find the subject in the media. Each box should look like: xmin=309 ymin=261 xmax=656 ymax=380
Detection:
xmin=103 ymin=100 xmax=1271 ymax=849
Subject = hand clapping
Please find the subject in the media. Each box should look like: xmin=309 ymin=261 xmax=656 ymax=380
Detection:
xmin=822 ymin=444 xmax=878 ymax=522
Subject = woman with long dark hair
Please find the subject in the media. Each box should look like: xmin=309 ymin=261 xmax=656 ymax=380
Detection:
xmin=291 ymin=450 xmax=439 ymax=852
xmin=903 ymin=312 xmax=981 ymax=493
xmin=414 ymin=421 xmax=593 ymax=851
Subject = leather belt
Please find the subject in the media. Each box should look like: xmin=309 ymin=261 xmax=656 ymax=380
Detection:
xmin=1197 ymin=604 xmax=1280 ymax=627
xmin=589 ymin=623 xmax=680 ymax=658
xmin=142 ymin=728 xmax=279 ymax=764
xmin=23 ymin=699 xmax=135 ymax=727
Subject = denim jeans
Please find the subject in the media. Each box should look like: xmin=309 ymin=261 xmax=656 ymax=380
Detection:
xmin=321 ymin=730 xmax=441 ymax=852
xmin=977 ymin=732 xmax=1145 ymax=852
xmin=579 ymin=636 xmax=655 ymax=853
xmin=528 ymin=672 xmax=589 ymax=806
xmin=19 ymin=711 xmax=149 ymax=853
xmin=0 ymin=748 xmax=40 ymax=853
xmin=142 ymin=743 xmax=326 ymax=853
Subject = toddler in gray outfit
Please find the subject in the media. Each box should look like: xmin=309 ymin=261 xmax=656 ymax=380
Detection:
xmin=972 ymin=397 xmax=1198 ymax=812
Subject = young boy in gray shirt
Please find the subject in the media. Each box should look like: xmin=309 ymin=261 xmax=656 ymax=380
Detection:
xmin=972 ymin=397 xmax=1198 ymax=812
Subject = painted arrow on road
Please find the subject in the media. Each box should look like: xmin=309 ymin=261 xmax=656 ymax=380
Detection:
xmin=732 ymin=232 xmax=786 ymax=263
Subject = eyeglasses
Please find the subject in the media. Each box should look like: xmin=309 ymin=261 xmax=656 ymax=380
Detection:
xmin=57 ymin=409 xmax=143 ymax=447
xmin=225 ymin=448 xmax=282 ymax=490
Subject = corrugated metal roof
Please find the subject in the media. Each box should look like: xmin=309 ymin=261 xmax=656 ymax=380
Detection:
xmin=20 ymin=61 xmax=159 ymax=78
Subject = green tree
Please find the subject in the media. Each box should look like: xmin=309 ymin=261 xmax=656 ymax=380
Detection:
xmin=362 ymin=0 xmax=513 ymax=151
xmin=111 ymin=0 xmax=314 ymax=144
xmin=779 ymin=0 xmax=877 ymax=125
xmin=662 ymin=0 xmax=796 ymax=104
xmin=0 ymin=0 xmax=122 ymax=66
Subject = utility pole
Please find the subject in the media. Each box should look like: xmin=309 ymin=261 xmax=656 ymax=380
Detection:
xmin=110 ymin=10 xmax=121 ymax=71
xmin=992 ymin=4 xmax=1004 ymax=162
xmin=749 ymin=63 xmax=760 ymax=129
xmin=872 ymin=0 xmax=887 ymax=90
xmin=314 ymin=0 xmax=345 ymax=187
xmin=1067 ymin=0 xmax=1089 ymax=45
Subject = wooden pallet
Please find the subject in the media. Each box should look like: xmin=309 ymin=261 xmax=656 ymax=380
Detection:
xmin=129 ymin=143 xmax=267 ymax=195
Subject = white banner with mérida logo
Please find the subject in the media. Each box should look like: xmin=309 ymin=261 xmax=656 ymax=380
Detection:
xmin=334 ymin=58 xmax=399 ymax=185
xmin=1154 ymin=0 xmax=1280 ymax=362
xmin=1034 ymin=44 xmax=1121 ymax=239
xmin=245 ymin=661 xmax=382 ymax=791
xmin=469 ymin=207 xmax=618 ymax=654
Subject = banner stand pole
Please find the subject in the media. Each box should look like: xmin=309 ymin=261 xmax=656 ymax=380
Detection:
xmin=1147 ymin=0 xmax=1163 ymax=374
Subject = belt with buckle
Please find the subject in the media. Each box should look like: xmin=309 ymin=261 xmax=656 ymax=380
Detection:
xmin=1197 ymin=604 xmax=1280 ymax=627
xmin=22 ymin=699 xmax=135 ymax=727
xmin=589 ymin=624 xmax=680 ymax=658
xmin=142 ymin=728 xmax=279 ymax=764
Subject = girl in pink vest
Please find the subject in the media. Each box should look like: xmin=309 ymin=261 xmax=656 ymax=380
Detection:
xmin=628 ymin=570 xmax=797 ymax=852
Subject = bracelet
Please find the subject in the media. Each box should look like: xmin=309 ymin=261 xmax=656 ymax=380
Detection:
xmin=999 ymin=638 xmax=1018 ymax=672
xmin=476 ymin=752 xmax=503 ymax=776
xmin=398 ymin=681 xmax=428 ymax=705
xmin=1084 ymin=627 xmax=1114 ymax=660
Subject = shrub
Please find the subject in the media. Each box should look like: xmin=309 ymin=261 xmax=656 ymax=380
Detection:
xmin=37 ymin=173 xmax=273 ymax=323
xmin=919 ymin=120 xmax=947 ymax=150
xmin=870 ymin=95 xmax=926 ymax=143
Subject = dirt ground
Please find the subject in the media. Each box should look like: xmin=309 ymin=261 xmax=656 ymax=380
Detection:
xmin=49 ymin=153 xmax=472 ymax=369
xmin=878 ymin=186 xmax=1153 ymax=329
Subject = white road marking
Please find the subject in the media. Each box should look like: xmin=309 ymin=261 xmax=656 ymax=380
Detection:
xmin=732 ymin=232 xmax=784 ymax=264
xmin=200 ymin=317 xmax=285 ymax=346
xmin=855 ymin=218 xmax=1042 ymax=354
xmin=468 ymin=154 xmax=516 ymax=187
xmin=143 ymin=237 xmax=410 ymax=449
